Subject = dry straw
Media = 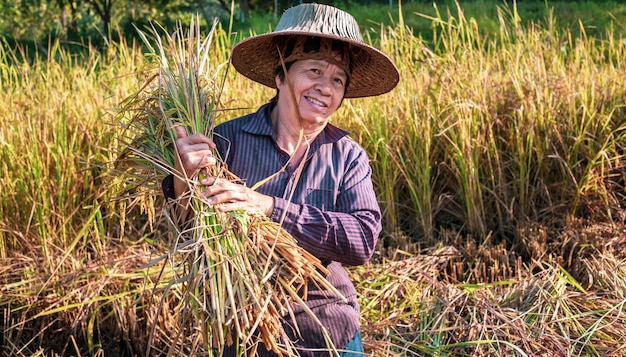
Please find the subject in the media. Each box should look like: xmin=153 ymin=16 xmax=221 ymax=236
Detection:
xmin=115 ymin=18 xmax=342 ymax=356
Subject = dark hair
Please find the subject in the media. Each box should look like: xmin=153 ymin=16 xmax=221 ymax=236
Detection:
xmin=273 ymin=35 xmax=352 ymax=86
xmin=274 ymin=61 xmax=296 ymax=83
xmin=270 ymin=61 xmax=294 ymax=103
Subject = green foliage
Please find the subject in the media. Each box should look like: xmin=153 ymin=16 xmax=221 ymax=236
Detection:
xmin=4 ymin=1 xmax=626 ymax=50
xmin=0 ymin=0 xmax=60 ymax=41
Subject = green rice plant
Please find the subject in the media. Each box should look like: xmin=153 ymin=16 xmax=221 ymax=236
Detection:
xmin=342 ymin=98 xmax=405 ymax=246
xmin=0 ymin=39 xmax=118 ymax=259
xmin=114 ymin=17 xmax=342 ymax=356
xmin=379 ymin=22 xmax=439 ymax=244
xmin=378 ymin=1 xmax=625 ymax=247
xmin=342 ymin=21 xmax=440 ymax=245
xmin=0 ymin=30 xmax=163 ymax=354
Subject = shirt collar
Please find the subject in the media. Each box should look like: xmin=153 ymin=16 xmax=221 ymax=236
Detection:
xmin=241 ymin=102 xmax=350 ymax=146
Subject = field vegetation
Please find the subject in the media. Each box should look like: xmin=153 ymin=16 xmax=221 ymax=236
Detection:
xmin=1 ymin=1 xmax=625 ymax=356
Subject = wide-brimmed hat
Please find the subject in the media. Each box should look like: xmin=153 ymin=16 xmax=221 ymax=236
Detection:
xmin=230 ymin=3 xmax=400 ymax=98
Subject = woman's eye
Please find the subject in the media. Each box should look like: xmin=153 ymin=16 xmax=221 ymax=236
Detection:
xmin=333 ymin=77 xmax=344 ymax=86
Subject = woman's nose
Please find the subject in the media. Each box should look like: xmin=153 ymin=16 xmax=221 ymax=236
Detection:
xmin=314 ymin=74 xmax=333 ymax=94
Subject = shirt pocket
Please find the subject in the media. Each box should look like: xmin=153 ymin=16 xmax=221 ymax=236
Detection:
xmin=305 ymin=188 xmax=337 ymax=211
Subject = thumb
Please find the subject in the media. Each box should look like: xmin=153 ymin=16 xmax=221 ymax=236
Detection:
xmin=174 ymin=125 xmax=188 ymax=140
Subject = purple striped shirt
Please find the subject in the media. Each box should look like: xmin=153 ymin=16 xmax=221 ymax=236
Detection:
xmin=166 ymin=102 xmax=381 ymax=355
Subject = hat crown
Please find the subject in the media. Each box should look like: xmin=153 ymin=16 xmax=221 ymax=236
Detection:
xmin=274 ymin=4 xmax=363 ymax=43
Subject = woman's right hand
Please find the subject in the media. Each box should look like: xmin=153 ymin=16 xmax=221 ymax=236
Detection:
xmin=173 ymin=126 xmax=217 ymax=198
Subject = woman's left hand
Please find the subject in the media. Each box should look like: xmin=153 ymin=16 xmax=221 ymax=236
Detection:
xmin=200 ymin=176 xmax=275 ymax=216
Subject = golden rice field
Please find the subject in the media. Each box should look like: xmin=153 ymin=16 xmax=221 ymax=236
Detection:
xmin=1 ymin=4 xmax=625 ymax=357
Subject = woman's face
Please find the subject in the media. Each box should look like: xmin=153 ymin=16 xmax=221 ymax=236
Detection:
xmin=275 ymin=58 xmax=347 ymax=128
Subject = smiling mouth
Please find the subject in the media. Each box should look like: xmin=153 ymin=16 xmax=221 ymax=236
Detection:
xmin=305 ymin=96 xmax=326 ymax=108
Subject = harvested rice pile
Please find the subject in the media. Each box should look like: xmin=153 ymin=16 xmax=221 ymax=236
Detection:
xmin=115 ymin=19 xmax=340 ymax=356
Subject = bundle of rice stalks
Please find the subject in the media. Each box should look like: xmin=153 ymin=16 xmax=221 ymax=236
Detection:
xmin=115 ymin=18 xmax=342 ymax=356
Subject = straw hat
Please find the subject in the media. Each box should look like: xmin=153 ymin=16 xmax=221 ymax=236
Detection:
xmin=230 ymin=3 xmax=400 ymax=98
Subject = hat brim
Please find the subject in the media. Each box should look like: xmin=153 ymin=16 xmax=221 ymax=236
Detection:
xmin=230 ymin=31 xmax=400 ymax=98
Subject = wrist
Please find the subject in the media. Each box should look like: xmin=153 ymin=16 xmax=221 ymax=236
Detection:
xmin=173 ymin=175 xmax=188 ymax=198
xmin=264 ymin=196 xmax=275 ymax=217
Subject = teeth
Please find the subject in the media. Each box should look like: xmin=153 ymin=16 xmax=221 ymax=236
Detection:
xmin=307 ymin=96 xmax=325 ymax=107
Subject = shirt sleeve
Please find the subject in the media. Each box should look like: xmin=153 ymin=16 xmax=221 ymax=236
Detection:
xmin=161 ymin=174 xmax=176 ymax=200
xmin=270 ymin=149 xmax=381 ymax=267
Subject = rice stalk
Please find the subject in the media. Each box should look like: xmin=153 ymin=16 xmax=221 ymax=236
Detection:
xmin=114 ymin=17 xmax=342 ymax=356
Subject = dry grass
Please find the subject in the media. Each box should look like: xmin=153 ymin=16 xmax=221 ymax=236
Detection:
xmin=355 ymin=227 xmax=626 ymax=356
xmin=3 ymin=224 xmax=625 ymax=356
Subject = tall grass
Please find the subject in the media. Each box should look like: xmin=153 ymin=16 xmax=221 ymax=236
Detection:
xmin=340 ymin=2 xmax=626 ymax=251
xmin=0 ymin=40 xmax=130 ymax=256
xmin=0 ymin=35 xmax=156 ymax=355
xmin=1 ymin=1 xmax=625 ymax=355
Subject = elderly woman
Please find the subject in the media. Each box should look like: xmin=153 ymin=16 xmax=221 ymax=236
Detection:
xmin=163 ymin=3 xmax=399 ymax=356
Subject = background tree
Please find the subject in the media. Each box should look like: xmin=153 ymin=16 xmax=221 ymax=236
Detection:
xmin=54 ymin=0 xmax=80 ymax=35
xmin=0 ymin=0 xmax=327 ymax=45
xmin=0 ymin=0 xmax=59 ymax=41
xmin=85 ymin=0 xmax=115 ymax=39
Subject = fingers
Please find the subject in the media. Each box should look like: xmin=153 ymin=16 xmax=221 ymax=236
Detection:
xmin=174 ymin=125 xmax=188 ymax=140
xmin=174 ymin=125 xmax=215 ymax=152
xmin=199 ymin=177 xmax=274 ymax=215
xmin=173 ymin=127 xmax=217 ymax=177
xmin=202 ymin=179 xmax=250 ymax=209
xmin=199 ymin=176 xmax=218 ymax=186
xmin=202 ymin=178 xmax=239 ymax=203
